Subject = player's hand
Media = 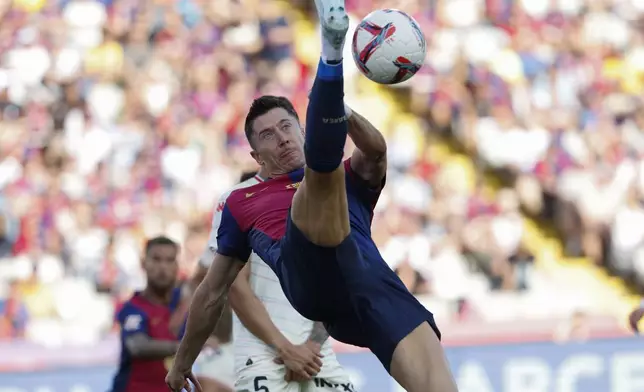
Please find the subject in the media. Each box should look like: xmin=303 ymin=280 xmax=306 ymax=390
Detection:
xmin=274 ymin=342 xmax=323 ymax=380
xmin=285 ymin=367 xmax=311 ymax=382
xmin=165 ymin=367 xmax=202 ymax=392
xmin=284 ymin=341 xmax=321 ymax=382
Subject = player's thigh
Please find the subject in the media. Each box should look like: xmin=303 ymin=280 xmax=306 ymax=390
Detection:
xmin=389 ymin=322 xmax=457 ymax=392
xmin=303 ymin=375 xmax=357 ymax=392
xmin=234 ymin=373 xmax=300 ymax=392
xmin=290 ymin=167 xmax=350 ymax=246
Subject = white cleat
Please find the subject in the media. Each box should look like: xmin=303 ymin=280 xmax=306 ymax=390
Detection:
xmin=314 ymin=0 xmax=349 ymax=50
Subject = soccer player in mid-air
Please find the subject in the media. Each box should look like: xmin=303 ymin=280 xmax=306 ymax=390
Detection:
xmin=166 ymin=0 xmax=458 ymax=390
xmin=111 ymin=236 xmax=184 ymax=392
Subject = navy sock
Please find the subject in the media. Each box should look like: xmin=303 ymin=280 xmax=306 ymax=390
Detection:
xmin=305 ymin=58 xmax=347 ymax=173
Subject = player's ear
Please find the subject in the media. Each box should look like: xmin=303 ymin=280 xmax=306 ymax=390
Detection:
xmin=250 ymin=150 xmax=263 ymax=166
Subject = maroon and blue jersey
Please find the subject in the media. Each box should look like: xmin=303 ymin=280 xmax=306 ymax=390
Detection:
xmin=111 ymin=288 xmax=182 ymax=392
xmin=217 ymin=158 xmax=382 ymax=267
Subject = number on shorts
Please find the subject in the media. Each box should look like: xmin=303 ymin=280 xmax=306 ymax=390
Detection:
xmin=254 ymin=376 xmax=269 ymax=392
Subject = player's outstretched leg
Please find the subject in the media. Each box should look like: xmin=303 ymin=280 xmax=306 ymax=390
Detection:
xmin=390 ymin=323 xmax=458 ymax=392
xmin=290 ymin=0 xmax=350 ymax=247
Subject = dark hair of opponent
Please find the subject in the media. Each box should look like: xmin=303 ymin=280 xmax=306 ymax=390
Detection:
xmin=144 ymin=235 xmax=178 ymax=255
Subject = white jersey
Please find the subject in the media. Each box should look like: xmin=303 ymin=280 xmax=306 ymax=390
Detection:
xmin=200 ymin=175 xmax=345 ymax=377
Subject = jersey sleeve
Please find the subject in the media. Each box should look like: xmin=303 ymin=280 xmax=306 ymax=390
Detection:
xmin=199 ymin=195 xmax=228 ymax=268
xmin=117 ymin=303 xmax=148 ymax=338
xmin=217 ymin=197 xmax=252 ymax=262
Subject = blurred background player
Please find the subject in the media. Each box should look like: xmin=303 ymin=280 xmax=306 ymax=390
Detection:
xmin=110 ymin=236 xmax=183 ymax=392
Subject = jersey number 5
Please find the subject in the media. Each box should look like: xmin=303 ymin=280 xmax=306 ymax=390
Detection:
xmin=254 ymin=376 xmax=269 ymax=392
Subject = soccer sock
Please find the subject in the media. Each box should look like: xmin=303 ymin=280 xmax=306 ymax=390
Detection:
xmin=304 ymin=58 xmax=347 ymax=173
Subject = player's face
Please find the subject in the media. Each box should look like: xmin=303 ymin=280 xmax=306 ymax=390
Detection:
xmin=143 ymin=244 xmax=179 ymax=291
xmin=250 ymin=108 xmax=305 ymax=175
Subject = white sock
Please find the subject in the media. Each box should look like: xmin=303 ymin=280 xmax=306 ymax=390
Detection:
xmin=321 ymin=35 xmax=345 ymax=63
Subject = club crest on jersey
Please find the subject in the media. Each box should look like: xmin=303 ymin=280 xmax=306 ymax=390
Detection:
xmin=286 ymin=182 xmax=301 ymax=189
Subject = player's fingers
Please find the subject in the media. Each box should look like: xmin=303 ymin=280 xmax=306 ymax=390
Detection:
xmin=300 ymin=367 xmax=314 ymax=379
xmin=308 ymin=360 xmax=321 ymax=374
xmin=305 ymin=365 xmax=320 ymax=377
xmin=313 ymin=355 xmax=323 ymax=367
xmin=188 ymin=373 xmax=203 ymax=392
xmin=273 ymin=357 xmax=284 ymax=364
xmin=295 ymin=372 xmax=311 ymax=381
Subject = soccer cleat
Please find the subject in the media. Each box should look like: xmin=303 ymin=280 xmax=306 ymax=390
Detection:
xmin=314 ymin=0 xmax=349 ymax=50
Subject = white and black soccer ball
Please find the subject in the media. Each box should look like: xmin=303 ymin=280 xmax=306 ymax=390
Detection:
xmin=351 ymin=9 xmax=427 ymax=85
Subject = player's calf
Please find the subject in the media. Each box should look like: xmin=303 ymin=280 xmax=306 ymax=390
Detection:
xmin=291 ymin=0 xmax=351 ymax=247
xmin=389 ymin=323 xmax=458 ymax=392
xmin=304 ymin=0 xmax=349 ymax=174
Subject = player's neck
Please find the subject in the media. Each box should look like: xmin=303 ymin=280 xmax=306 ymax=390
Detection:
xmin=256 ymin=170 xmax=269 ymax=181
xmin=141 ymin=286 xmax=173 ymax=305
xmin=267 ymin=166 xmax=303 ymax=179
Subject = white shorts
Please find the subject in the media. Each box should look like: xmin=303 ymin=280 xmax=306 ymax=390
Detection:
xmin=234 ymin=368 xmax=356 ymax=392
xmin=194 ymin=343 xmax=235 ymax=388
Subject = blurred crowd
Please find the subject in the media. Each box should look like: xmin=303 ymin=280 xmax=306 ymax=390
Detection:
xmin=0 ymin=0 xmax=310 ymax=344
xmin=405 ymin=0 xmax=644 ymax=291
xmin=0 ymin=0 xmax=638 ymax=345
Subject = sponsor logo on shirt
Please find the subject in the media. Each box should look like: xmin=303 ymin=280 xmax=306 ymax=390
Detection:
xmin=123 ymin=314 xmax=142 ymax=331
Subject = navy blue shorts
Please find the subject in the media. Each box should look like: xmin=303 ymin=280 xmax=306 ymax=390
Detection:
xmin=273 ymin=215 xmax=441 ymax=370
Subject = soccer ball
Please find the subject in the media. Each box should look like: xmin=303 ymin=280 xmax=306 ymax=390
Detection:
xmin=351 ymin=9 xmax=426 ymax=85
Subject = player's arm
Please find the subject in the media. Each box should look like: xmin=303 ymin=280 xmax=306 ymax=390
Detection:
xmin=228 ymin=263 xmax=294 ymax=352
xmin=172 ymin=199 xmax=248 ymax=374
xmin=347 ymin=107 xmax=387 ymax=187
xmin=173 ymin=253 xmax=245 ymax=373
xmin=170 ymin=194 xmax=227 ymax=335
xmin=308 ymin=322 xmax=330 ymax=346
xmin=119 ymin=306 xmax=179 ymax=359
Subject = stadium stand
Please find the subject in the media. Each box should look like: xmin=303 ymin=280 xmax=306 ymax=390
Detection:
xmin=0 ymin=0 xmax=639 ymax=362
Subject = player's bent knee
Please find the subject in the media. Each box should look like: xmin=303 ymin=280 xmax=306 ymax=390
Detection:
xmin=389 ymin=322 xmax=457 ymax=392
xmin=290 ymin=167 xmax=350 ymax=247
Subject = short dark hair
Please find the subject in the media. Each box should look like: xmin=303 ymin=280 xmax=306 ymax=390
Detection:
xmin=144 ymin=236 xmax=178 ymax=255
xmin=244 ymin=95 xmax=299 ymax=147
xmin=240 ymin=171 xmax=257 ymax=182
